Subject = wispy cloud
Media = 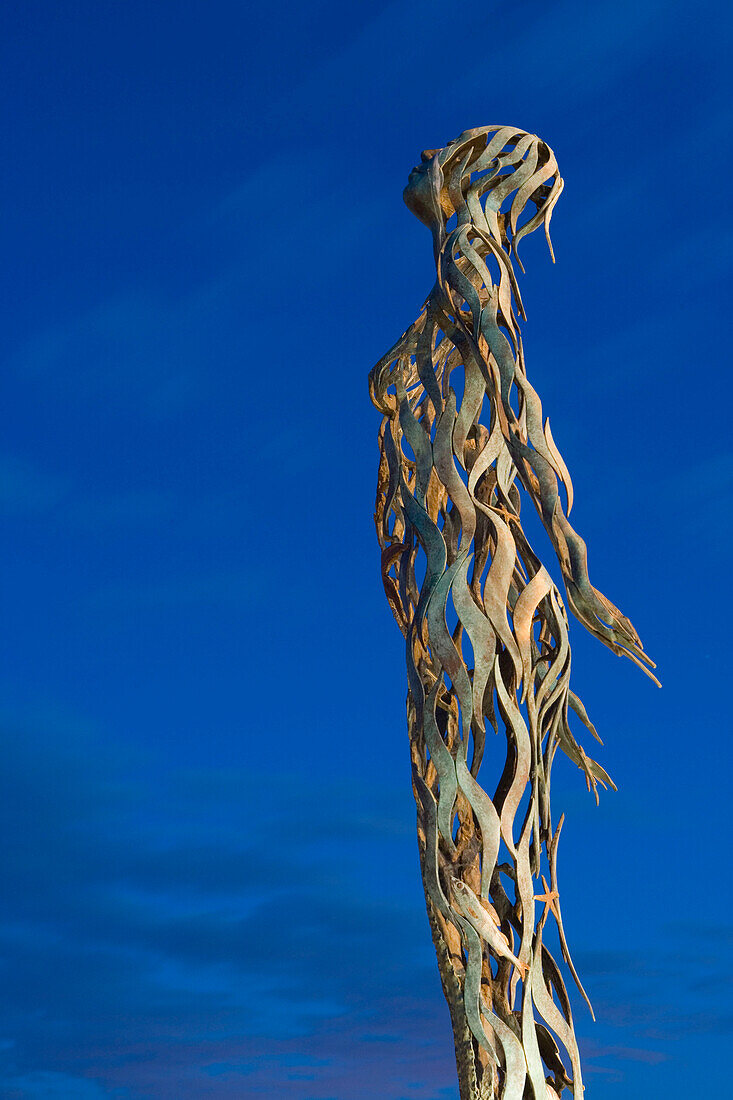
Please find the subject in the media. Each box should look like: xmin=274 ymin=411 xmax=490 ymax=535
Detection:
xmin=4 ymin=1070 xmax=131 ymax=1099
xmin=0 ymin=710 xmax=456 ymax=1099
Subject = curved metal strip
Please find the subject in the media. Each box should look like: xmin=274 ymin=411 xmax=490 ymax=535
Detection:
xmin=413 ymin=770 xmax=453 ymax=919
xmin=425 ymin=554 xmax=474 ymax=734
xmin=513 ymin=565 xmax=553 ymax=700
xmin=481 ymin=1002 xmax=528 ymax=1100
xmin=423 ymin=680 xmax=459 ymax=849
xmin=521 ymin=970 xmax=551 ymax=1100
xmin=451 ymin=554 xmax=497 ymax=736
xmin=433 ymin=393 xmax=477 ymax=552
xmin=530 ymin=931 xmax=584 ymax=1098
xmin=455 ymin=752 xmax=502 ymax=898
xmin=494 ymin=658 xmax=533 ymax=852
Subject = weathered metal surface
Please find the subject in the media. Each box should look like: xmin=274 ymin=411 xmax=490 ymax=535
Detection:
xmin=369 ymin=125 xmax=658 ymax=1099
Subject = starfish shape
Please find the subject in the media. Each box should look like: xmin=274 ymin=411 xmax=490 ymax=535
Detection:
xmin=534 ymin=875 xmax=561 ymax=923
xmin=492 ymin=503 xmax=522 ymax=528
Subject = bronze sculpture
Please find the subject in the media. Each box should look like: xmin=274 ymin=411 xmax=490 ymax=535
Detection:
xmin=369 ymin=125 xmax=658 ymax=1099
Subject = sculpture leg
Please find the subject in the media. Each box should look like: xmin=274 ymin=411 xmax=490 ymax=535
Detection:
xmin=421 ymin=884 xmax=496 ymax=1100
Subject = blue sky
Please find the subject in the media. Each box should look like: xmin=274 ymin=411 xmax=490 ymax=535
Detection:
xmin=1 ymin=1 xmax=731 ymax=1097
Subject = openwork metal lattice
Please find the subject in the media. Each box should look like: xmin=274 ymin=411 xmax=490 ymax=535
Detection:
xmin=369 ymin=125 xmax=658 ymax=1099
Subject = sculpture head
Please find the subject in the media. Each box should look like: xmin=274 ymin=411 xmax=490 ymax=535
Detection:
xmin=403 ymin=125 xmax=564 ymax=262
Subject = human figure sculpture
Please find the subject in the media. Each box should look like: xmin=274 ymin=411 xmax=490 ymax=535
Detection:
xmin=368 ymin=126 xmax=657 ymax=1099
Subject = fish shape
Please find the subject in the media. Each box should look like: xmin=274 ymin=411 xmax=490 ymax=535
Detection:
xmin=450 ymin=877 xmax=527 ymax=977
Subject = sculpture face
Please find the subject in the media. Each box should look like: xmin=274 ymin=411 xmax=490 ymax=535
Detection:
xmin=402 ymin=132 xmax=488 ymax=227
xmin=402 ymin=149 xmax=441 ymax=226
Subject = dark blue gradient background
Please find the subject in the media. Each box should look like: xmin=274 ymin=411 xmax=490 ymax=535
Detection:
xmin=1 ymin=2 xmax=731 ymax=1096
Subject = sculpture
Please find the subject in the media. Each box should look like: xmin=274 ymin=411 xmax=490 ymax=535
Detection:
xmin=368 ymin=126 xmax=658 ymax=1099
